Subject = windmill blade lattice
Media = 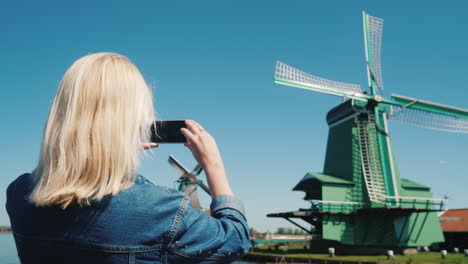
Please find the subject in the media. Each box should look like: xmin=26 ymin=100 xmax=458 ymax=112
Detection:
xmin=390 ymin=107 xmax=468 ymax=133
xmin=363 ymin=12 xmax=384 ymax=90
xmin=388 ymin=94 xmax=468 ymax=133
xmin=275 ymin=61 xmax=363 ymax=97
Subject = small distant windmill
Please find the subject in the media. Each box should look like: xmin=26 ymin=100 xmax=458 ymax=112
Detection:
xmin=168 ymin=155 xmax=211 ymax=210
xmin=268 ymin=11 xmax=468 ymax=248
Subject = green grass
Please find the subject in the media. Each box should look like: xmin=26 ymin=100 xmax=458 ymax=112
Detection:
xmin=249 ymin=247 xmax=468 ymax=263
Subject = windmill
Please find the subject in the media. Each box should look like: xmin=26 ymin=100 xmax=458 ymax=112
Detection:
xmin=267 ymin=11 xmax=468 ymax=248
xmin=168 ymin=155 xmax=211 ymax=210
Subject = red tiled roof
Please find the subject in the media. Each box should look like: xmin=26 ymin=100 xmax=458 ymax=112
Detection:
xmin=439 ymin=209 xmax=468 ymax=232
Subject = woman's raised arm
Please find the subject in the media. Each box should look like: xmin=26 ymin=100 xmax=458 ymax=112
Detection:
xmin=180 ymin=120 xmax=233 ymax=198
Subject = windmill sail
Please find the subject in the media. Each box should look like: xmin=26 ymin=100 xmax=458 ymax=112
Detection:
xmin=274 ymin=61 xmax=363 ymax=97
xmin=168 ymin=155 xmax=211 ymax=209
xmin=197 ymin=181 xmax=211 ymax=195
xmin=168 ymin=155 xmax=190 ymax=175
xmin=363 ymin=12 xmax=384 ymax=91
xmin=389 ymin=94 xmax=468 ymax=133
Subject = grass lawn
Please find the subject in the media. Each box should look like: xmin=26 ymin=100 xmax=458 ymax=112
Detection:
xmin=249 ymin=247 xmax=468 ymax=263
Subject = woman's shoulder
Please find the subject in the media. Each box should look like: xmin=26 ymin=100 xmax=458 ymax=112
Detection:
xmin=6 ymin=173 xmax=34 ymax=198
xmin=105 ymin=174 xmax=189 ymax=214
xmin=8 ymin=172 xmax=32 ymax=185
xmin=128 ymin=174 xmax=187 ymax=199
xmin=81 ymin=175 xmax=191 ymax=243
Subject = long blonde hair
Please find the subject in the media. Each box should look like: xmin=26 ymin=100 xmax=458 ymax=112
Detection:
xmin=31 ymin=52 xmax=155 ymax=208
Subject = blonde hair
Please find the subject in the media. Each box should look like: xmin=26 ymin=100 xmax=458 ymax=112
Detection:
xmin=31 ymin=52 xmax=155 ymax=208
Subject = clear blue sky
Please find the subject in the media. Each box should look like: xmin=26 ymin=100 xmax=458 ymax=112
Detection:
xmin=1 ymin=0 xmax=467 ymax=232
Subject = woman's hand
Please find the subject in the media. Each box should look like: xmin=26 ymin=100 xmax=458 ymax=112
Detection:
xmin=180 ymin=120 xmax=233 ymax=197
xmin=180 ymin=120 xmax=222 ymax=169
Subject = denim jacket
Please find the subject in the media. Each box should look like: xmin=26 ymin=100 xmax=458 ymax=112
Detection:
xmin=6 ymin=173 xmax=250 ymax=264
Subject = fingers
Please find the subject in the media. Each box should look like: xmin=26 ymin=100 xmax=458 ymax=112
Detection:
xmin=185 ymin=120 xmax=199 ymax=134
xmin=180 ymin=127 xmax=196 ymax=144
xmin=185 ymin=120 xmax=205 ymax=134
xmin=140 ymin=142 xmax=158 ymax=150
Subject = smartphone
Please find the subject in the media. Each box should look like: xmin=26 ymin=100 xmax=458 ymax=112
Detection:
xmin=150 ymin=120 xmax=187 ymax=143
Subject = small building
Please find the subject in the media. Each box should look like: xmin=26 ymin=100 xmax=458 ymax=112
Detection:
xmin=439 ymin=208 xmax=468 ymax=249
xmin=250 ymin=231 xmax=267 ymax=240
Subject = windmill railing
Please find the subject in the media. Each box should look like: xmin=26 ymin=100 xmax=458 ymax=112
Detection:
xmin=306 ymin=200 xmax=364 ymax=213
xmin=306 ymin=197 xmax=446 ymax=213
xmin=385 ymin=196 xmax=447 ymax=211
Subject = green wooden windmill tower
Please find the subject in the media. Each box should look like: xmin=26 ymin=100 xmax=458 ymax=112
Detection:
xmin=268 ymin=11 xmax=468 ymax=248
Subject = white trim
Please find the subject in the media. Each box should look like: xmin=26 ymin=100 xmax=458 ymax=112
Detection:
xmin=386 ymin=195 xmax=447 ymax=203
xmin=383 ymin=113 xmax=400 ymax=205
xmin=274 ymin=79 xmax=365 ymax=98
xmin=391 ymin=94 xmax=468 ymax=114
xmin=362 ymin=11 xmax=371 ymax=88
xmin=318 ymin=200 xmax=363 ymax=205
xmin=329 ymin=113 xmax=359 ymax=128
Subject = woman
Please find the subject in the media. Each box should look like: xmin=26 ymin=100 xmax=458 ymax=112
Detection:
xmin=6 ymin=52 xmax=250 ymax=263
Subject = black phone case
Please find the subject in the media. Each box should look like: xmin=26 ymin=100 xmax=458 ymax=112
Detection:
xmin=150 ymin=120 xmax=187 ymax=143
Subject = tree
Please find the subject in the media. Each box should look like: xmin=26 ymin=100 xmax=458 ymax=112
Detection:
xmin=276 ymin=227 xmax=285 ymax=234
xmin=0 ymin=226 xmax=11 ymax=233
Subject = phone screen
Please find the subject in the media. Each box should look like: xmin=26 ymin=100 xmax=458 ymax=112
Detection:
xmin=150 ymin=120 xmax=187 ymax=143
